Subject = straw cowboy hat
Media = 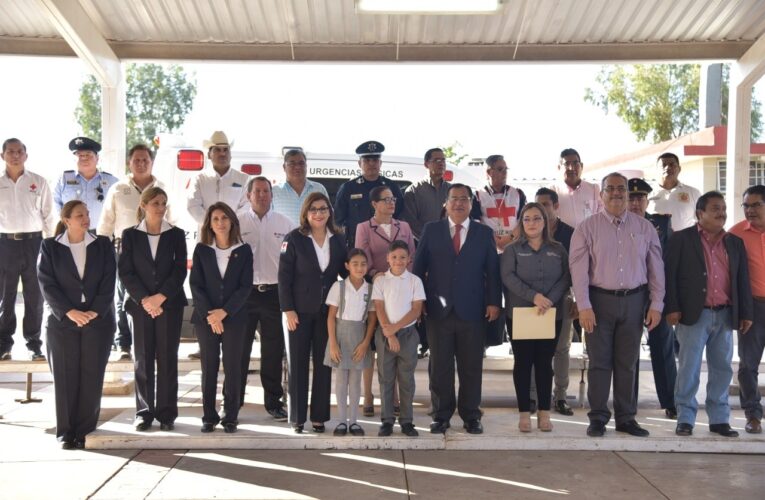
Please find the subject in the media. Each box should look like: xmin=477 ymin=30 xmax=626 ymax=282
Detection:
xmin=203 ymin=131 xmax=234 ymax=150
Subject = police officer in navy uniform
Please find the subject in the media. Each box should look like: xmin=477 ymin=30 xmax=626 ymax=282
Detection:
xmin=334 ymin=141 xmax=405 ymax=248
xmin=628 ymin=177 xmax=678 ymax=419
xmin=54 ymin=137 xmax=119 ymax=231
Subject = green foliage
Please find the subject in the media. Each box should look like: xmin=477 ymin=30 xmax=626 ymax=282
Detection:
xmin=585 ymin=63 xmax=762 ymax=143
xmin=75 ymin=63 xmax=197 ymax=148
xmin=441 ymin=141 xmax=469 ymax=166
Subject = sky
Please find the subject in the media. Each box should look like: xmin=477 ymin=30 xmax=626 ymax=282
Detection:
xmin=1 ymin=55 xmax=752 ymax=184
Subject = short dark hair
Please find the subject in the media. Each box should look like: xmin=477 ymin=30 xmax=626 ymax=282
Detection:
xmin=696 ymin=191 xmax=725 ymax=212
xmin=658 ymin=152 xmax=679 ymax=163
xmin=370 ymin=185 xmax=393 ymax=203
xmin=535 ymin=187 xmax=559 ymax=204
xmin=127 ymin=143 xmax=154 ymax=161
xmin=485 ymin=155 xmax=504 ymax=169
xmin=560 ymin=148 xmax=580 ymax=161
xmin=346 ymin=248 xmax=367 ymax=263
xmin=424 ymin=148 xmax=443 ymax=162
xmin=447 ymin=183 xmax=473 ymax=199
xmin=283 ymin=149 xmax=306 ymax=163
xmin=743 ymin=184 xmax=765 ymax=200
xmin=247 ymin=175 xmax=272 ymax=193
xmin=388 ymin=239 xmax=410 ymax=255
xmin=2 ymin=138 xmax=25 ymax=154
xmin=601 ymin=172 xmax=628 ymax=190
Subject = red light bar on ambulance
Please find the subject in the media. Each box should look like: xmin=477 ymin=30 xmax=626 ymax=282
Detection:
xmin=177 ymin=150 xmax=205 ymax=170
xmin=241 ymin=164 xmax=262 ymax=175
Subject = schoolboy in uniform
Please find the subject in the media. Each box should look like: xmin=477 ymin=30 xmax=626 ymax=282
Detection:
xmin=372 ymin=240 xmax=426 ymax=437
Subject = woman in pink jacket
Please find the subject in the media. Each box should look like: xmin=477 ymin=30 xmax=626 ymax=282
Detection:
xmin=354 ymin=185 xmax=416 ymax=416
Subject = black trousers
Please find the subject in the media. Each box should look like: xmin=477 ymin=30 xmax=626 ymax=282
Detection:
xmin=286 ymin=309 xmax=332 ymax=425
xmin=427 ymin=311 xmax=484 ymax=422
xmin=114 ymin=277 xmax=132 ymax=349
xmin=633 ymin=315 xmax=677 ymax=410
xmin=46 ymin=317 xmax=112 ymax=441
xmin=129 ymin=307 xmax=183 ymax=424
xmin=242 ymin=287 xmax=284 ymax=410
xmin=198 ymin=319 xmax=247 ymax=425
xmin=509 ymin=318 xmax=562 ymax=412
xmin=0 ymin=237 xmax=43 ymax=352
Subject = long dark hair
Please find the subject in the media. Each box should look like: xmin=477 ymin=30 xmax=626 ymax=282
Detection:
xmin=55 ymin=200 xmax=87 ymax=236
xmin=200 ymin=202 xmax=242 ymax=246
xmin=298 ymin=192 xmax=342 ymax=236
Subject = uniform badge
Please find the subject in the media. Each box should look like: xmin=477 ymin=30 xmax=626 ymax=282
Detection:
xmin=350 ymin=193 xmax=363 ymax=200
xmin=66 ymin=180 xmax=79 ymax=185
xmin=29 ymin=183 xmax=37 ymax=193
xmin=122 ymin=187 xmax=131 ymax=195
xmin=679 ymin=192 xmax=690 ymax=203
xmin=280 ymin=241 xmax=289 ymax=253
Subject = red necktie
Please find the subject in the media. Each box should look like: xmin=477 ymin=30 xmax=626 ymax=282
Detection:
xmin=453 ymin=224 xmax=462 ymax=254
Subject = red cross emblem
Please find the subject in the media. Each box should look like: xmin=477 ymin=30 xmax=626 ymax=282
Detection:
xmin=486 ymin=204 xmax=516 ymax=226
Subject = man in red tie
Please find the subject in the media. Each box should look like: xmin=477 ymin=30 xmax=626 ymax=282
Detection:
xmin=470 ymin=155 xmax=526 ymax=253
xmin=413 ymin=184 xmax=502 ymax=435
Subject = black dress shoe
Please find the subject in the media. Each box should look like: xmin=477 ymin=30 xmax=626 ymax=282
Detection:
xmin=74 ymin=438 xmax=85 ymax=449
xmin=223 ymin=422 xmax=238 ymax=434
xmin=675 ymin=423 xmax=693 ymax=436
xmin=160 ymin=422 xmax=175 ymax=431
xmin=665 ymin=407 xmax=678 ymax=419
xmin=293 ymin=424 xmax=304 ymax=434
xmin=333 ymin=423 xmax=348 ymax=436
xmin=378 ymin=422 xmax=394 ymax=437
xmin=615 ymin=420 xmax=649 ymax=437
xmin=555 ymin=400 xmax=574 ymax=416
xmin=0 ymin=351 xmax=11 ymax=361
xmin=30 ymin=350 xmax=46 ymax=361
xmin=311 ymin=423 xmax=325 ymax=433
xmin=267 ymin=407 xmax=288 ymax=422
xmin=348 ymin=423 xmax=365 ymax=436
xmin=587 ymin=421 xmax=606 ymax=437
xmin=709 ymin=423 xmax=739 ymax=437
xmin=61 ymin=440 xmax=75 ymax=450
xmin=401 ymin=423 xmax=419 ymax=437
xmin=201 ymin=422 xmax=216 ymax=433
xmin=429 ymin=419 xmax=450 ymax=434
xmin=463 ymin=419 xmax=483 ymax=434
xmin=135 ymin=420 xmax=152 ymax=432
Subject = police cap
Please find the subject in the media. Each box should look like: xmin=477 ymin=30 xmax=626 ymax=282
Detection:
xmin=69 ymin=137 xmax=101 ymax=154
xmin=356 ymin=140 xmax=384 ymax=159
xmin=628 ymin=178 xmax=652 ymax=196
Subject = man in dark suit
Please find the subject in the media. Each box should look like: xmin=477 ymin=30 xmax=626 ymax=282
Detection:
xmin=665 ymin=191 xmax=753 ymax=437
xmin=413 ymin=183 xmax=501 ymax=435
xmin=627 ymin=178 xmax=677 ymax=419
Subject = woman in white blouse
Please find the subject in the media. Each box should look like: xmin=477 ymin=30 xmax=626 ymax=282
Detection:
xmin=278 ymin=192 xmax=348 ymax=433
xmin=118 ymin=187 xmax=188 ymax=432
xmin=38 ymin=200 xmax=116 ymax=449
xmin=190 ymin=202 xmax=252 ymax=433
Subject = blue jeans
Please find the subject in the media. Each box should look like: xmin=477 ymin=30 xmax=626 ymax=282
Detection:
xmin=674 ymin=308 xmax=733 ymax=426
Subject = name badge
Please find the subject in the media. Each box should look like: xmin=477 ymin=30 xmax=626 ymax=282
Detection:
xmin=350 ymin=194 xmax=363 ymax=200
xmin=66 ymin=180 xmax=79 ymax=185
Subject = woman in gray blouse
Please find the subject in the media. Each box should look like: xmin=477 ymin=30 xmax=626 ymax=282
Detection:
xmin=501 ymin=202 xmax=571 ymax=433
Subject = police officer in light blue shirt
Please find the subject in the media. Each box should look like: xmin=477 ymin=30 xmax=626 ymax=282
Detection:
xmin=54 ymin=137 xmax=119 ymax=231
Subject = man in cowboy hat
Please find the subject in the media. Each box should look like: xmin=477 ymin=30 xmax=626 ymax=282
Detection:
xmin=54 ymin=136 xmax=118 ymax=230
xmin=334 ymin=140 xmax=405 ymax=248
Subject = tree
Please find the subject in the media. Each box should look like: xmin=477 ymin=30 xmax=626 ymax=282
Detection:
xmin=75 ymin=63 xmax=197 ymax=149
xmin=584 ymin=63 xmax=762 ymax=143
xmin=441 ymin=141 xmax=469 ymax=166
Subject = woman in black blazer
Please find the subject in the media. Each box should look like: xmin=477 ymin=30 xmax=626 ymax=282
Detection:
xmin=279 ymin=192 xmax=348 ymax=433
xmin=38 ymin=200 xmax=116 ymax=449
xmin=190 ymin=202 xmax=253 ymax=433
xmin=118 ymin=187 xmax=187 ymax=431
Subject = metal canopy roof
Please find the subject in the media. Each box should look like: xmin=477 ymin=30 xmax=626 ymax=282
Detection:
xmin=2 ymin=0 xmax=765 ymax=61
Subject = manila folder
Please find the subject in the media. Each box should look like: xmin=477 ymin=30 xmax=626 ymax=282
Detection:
xmin=512 ymin=307 xmax=556 ymax=340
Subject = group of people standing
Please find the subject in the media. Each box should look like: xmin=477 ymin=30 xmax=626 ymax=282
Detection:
xmin=1 ymin=132 xmax=764 ymax=449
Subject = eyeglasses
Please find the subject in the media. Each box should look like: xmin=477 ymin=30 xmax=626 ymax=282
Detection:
xmin=448 ymin=196 xmax=470 ymax=203
xmin=603 ymin=185 xmax=627 ymax=193
xmin=561 ymin=160 xmax=581 ymax=168
xmin=308 ymin=206 xmax=330 ymax=214
xmin=376 ymin=197 xmax=397 ymax=204
xmin=522 ymin=216 xmax=544 ymax=224
xmin=742 ymin=201 xmax=765 ymax=209
xmin=428 ymin=158 xmax=447 ymax=164
xmin=285 ymin=161 xmax=306 ymax=168
xmin=96 ymin=186 xmax=104 ymax=202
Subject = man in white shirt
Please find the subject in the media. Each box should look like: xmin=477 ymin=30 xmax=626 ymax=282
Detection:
xmin=0 ymin=138 xmax=55 ymax=361
xmin=552 ymin=148 xmax=603 ymax=229
xmin=271 ymin=149 xmax=328 ymax=225
xmin=648 ymin=153 xmax=702 ymax=231
xmin=238 ymin=176 xmax=295 ymax=420
xmin=186 ymin=131 xmax=249 ymax=359
xmin=98 ymin=144 xmax=174 ymax=360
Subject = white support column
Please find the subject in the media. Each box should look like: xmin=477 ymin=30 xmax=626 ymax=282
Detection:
xmin=35 ymin=0 xmax=126 ymax=170
xmin=726 ymin=35 xmax=765 ymax=224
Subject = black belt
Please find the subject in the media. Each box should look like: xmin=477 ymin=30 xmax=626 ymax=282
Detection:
xmin=753 ymin=296 xmax=765 ymax=303
xmin=704 ymin=304 xmax=730 ymax=311
xmin=589 ymin=284 xmax=647 ymax=297
xmin=0 ymin=231 xmax=42 ymax=240
xmin=253 ymin=284 xmax=278 ymax=292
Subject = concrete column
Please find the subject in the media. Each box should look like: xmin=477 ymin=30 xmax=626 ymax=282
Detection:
xmin=700 ymin=63 xmax=723 ymax=129
xmin=101 ymin=79 xmax=127 ymax=175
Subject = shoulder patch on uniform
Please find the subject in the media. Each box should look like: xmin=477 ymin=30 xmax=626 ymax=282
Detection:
xmin=280 ymin=241 xmax=289 ymax=253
